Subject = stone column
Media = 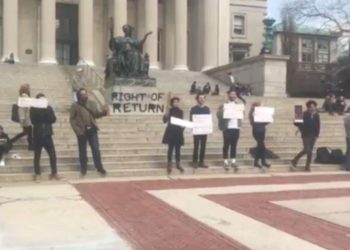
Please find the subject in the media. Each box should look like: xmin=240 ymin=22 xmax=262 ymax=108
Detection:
xmin=136 ymin=0 xmax=145 ymax=38
xmin=2 ymin=0 xmax=19 ymax=61
xmin=201 ymin=0 xmax=218 ymax=71
xmin=218 ymin=0 xmax=230 ymax=66
xmin=113 ymin=0 xmax=127 ymax=37
xmin=144 ymin=0 xmax=159 ymax=69
xmin=173 ymin=0 xmax=188 ymax=71
xmin=78 ymin=0 xmax=94 ymax=65
xmin=40 ymin=0 xmax=57 ymax=64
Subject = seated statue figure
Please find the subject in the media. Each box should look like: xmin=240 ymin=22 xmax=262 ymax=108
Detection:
xmin=108 ymin=24 xmax=152 ymax=78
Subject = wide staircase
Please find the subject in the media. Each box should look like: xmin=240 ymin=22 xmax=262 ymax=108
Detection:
xmin=0 ymin=63 xmax=347 ymax=182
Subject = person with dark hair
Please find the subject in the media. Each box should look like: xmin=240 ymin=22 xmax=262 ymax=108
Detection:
xmin=291 ymin=100 xmax=320 ymax=172
xmin=162 ymin=97 xmax=185 ymax=175
xmin=30 ymin=93 xmax=59 ymax=181
xmin=190 ymin=81 xmax=197 ymax=95
xmin=70 ymin=88 xmax=109 ymax=176
xmin=0 ymin=126 xmax=11 ymax=167
xmin=202 ymin=82 xmax=211 ymax=95
xmin=190 ymin=94 xmax=211 ymax=168
xmin=11 ymin=84 xmax=33 ymax=150
xmin=217 ymin=89 xmax=244 ymax=171
xmin=249 ymin=102 xmax=271 ymax=168
xmin=212 ymin=84 xmax=220 ymax=96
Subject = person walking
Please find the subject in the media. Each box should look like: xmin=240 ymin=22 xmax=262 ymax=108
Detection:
xmin=162 ymin=97 xmax=185 ymax=175
xmin=217 ymin=90 xmax=244 ymax=171
xmin=30 ymin=93 xmax=59 ymax=181
xmin=70 ymin=88 xmax=108 ymax=176
xmin=344 ymin=114 xmax=350 ymax=171
xmin=0 ymin=126 xmax=11 ymax=167
xmin=249 ymin=102 xmax=271 ymax=169
xmin=190 ymin=94 xmax=211 ymax=168
xmin=291 ymin=100 xmax=320 ymax=172
xmin=11 ymin=84 xmax=33 ymax=150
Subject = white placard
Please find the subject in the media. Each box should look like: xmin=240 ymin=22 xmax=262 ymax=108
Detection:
xmin=254 ymin=107 xmax=275 ymax=123
xmin=17 ymin=97 xmax=48 ymax=109
xmin=192 ymin=114 xmax=213 ymax=135
xmin=223 ymin=103 xmax=245 ymax=119
xmin=170 ymin=117 xmax=194 ymax=128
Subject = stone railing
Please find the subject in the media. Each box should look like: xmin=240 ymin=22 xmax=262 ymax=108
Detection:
xmin=205 ymin=55 xmax=290 ymax=97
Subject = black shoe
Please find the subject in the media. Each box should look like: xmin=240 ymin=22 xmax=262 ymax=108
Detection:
xmin=98 ymin=169 xmax=107 ymax=176
xmin=290 ymin=160 xmax=297 ymax=171
xmin=176 ymin=162 xmax=184 ymax=174
xmin=198 ymin=162 xmax=209 ymax=168
xmin=262 ymin=162 xmax=271 ymax=168
xmin=254 ymin=162 xmax=263 ymax=168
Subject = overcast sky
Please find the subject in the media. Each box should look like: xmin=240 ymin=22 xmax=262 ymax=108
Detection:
xmin=267 ymin=0 xmax=289 ymax=21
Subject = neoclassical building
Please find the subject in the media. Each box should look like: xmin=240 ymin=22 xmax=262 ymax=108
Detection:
xmin=0 ymin=0 xmax=266 ymax=71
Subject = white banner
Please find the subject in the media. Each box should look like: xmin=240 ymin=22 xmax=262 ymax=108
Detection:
xmin=170 ymin=117 xmax=194 ymax=128
xmin=254 ymin=107 xmax=275 ymax=123
xmin=192 ymin=114 xmax=213 ymax=135
xmin=223 ymin=103 xmax=245 ymax=119
xmin=17 ymin=97 xmax=48 ymax=109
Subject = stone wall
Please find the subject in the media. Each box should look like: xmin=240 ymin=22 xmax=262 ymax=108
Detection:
xmin=205 ymin=55 xmax=289 ymax=97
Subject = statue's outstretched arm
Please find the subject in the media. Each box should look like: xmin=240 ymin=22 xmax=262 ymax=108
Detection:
xmin=140 ymin=31 xmax=153 ymax=46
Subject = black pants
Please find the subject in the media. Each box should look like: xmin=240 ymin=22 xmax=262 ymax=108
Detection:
xmin=293 ymin=137 xmax=317 ymax=168
xmin=168 ymin=143 xmax=181 ymax=163
xmin=223 ymin=129 xmax=240 ymax=159
xmin=253 ymin=130 xmax=266 ymax=162
xmin=11 ymin=126 xmax=33 ymax=146
xmin=77 ymin=130 xmax=104 ymax=174
xmin=34 ymin=136 xmax=57 ymax=175
xmin=193 ymin=135 xmax=207 ymax=163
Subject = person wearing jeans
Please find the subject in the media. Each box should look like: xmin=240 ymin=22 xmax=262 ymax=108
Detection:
xmin=162 ymin=97 xmax=184 ymax=175
xmin=291 ymin=100 xmax=320 ymax=172
xmin=249 ymin=102 xmax=271 ymax=169
xmin=217 ymin=90 xmax=244 ymax=171
xmin=30 ymin=93 xmax=59 ymax=181
xmin=70 ymin=88 xmax=109 ymax=176
xmin=190 ymin=94 xmax=211 ymax=168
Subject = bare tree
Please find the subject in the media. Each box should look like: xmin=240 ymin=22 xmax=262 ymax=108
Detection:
xmin=290 ymin=0 xmax=350 ymax=57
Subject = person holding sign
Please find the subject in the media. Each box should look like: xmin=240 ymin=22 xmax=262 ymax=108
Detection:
xmin=30 ymin=93 xmax=60 ymax=181
xmin=249 ymin=102 xmax=271 ymax=169
xmin=162 ymin=97 xmax=185 ymax=175
xmin=217 ymin=90 xmax=244 ymax=171
xmin=190 ymin=94 xmax=211 ymax=168
xmin=70 ymin=88 xmax=109 ymax=177
xmin=10 ymin=84 xmax=33 ymax=150
xmin=291 ymin=100 xmax=320 ymax=172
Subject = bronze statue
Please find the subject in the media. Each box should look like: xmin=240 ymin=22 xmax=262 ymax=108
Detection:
xmin=107 ymin=24 xmax=152 ymax=78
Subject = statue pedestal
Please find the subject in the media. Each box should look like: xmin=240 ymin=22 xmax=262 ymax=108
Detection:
xmin=113 ymin=77 xmax=157 ymax=87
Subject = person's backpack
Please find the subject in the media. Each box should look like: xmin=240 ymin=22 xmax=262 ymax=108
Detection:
xmin=11 ymin=104 xmax=20 ymax=123
xmin=330 ymin=149 xmax=344 ymax=164
xmin=315 ymin=147 xmax=332 ymax=164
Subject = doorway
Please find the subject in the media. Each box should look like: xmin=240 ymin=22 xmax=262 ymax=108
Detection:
xmin=56 ymin=3 xmax=79 ymax=65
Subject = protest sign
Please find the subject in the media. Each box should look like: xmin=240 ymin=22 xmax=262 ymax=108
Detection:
xmin=17 ymin=97 xmax=48 ymax=109
xmin=254 ymin=107 xmax=275 ymax=123
xmin=223 ymin=103 xmax=245 ymax=119
xmin=294 ymin=105 xmax=303 ymax=123
xmin=170 ymin=117 xmax=194 ymax=128
xmin=192 ymin=114 xmax=213 ymax=135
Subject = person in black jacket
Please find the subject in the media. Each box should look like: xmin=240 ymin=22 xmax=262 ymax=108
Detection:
xmin=0 ymin=126 xmax=11 ymax=167
xmin=30 ymin=93 xmax=59 ymax=181
xmin=190 ymin=94 xmax=211 ymax=168
xmin=249 ymin=102 xmax=271 ymax=169
xmin=162 ymin=97 xmax=185 ymax=175
xmin=291 ymin=100 xmax=320 ymax=172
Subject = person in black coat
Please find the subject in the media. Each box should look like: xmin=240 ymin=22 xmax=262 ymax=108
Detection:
xmin=249 ymin=102 xmax=271 ymax=169
xmin=162 ymin=97 xmax=185 ymax=175
xmin=0 ymin=126 xmax=11 ymax=167
xmin=291 ymin=100 xmax=321 ymax=172
xmin=30 ymin=93 xmax=59 ymax=181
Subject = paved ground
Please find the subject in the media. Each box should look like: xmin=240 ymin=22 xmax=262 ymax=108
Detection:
xmin=1 ymin=172 xmax=350 ymax=249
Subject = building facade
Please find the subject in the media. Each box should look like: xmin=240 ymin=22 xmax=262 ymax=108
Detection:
xmin=0 ymin=0 xmax=266 ymax=71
